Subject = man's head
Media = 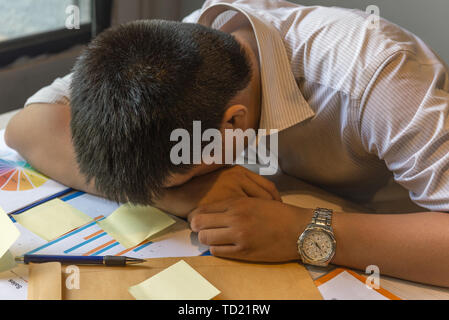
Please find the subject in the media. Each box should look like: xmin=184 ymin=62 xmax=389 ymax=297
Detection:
xmin=70 ymin=19 xmax=253 ymax=204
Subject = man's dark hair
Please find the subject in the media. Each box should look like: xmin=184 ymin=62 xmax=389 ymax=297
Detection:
xmin=70 ymin=19 xmax=252 ymax=205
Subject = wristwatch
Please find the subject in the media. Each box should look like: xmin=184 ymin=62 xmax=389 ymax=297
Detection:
xmin=297 ymin=208 xmax=336 ymax=267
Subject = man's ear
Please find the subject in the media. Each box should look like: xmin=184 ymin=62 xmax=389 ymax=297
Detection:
xmin=221 ymin=104 xmax=249 ymax=130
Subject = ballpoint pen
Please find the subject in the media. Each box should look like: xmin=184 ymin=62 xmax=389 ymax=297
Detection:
xmin=15 ymin=254 xmax=145 ymax=266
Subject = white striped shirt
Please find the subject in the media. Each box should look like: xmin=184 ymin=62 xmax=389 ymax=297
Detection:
xmin=26 ymin=0 xmax=449 ymax=212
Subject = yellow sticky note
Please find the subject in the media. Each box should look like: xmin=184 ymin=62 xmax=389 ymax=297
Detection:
xmin=97 ymin=204 xmax=175 ymax=248
xmin=0 ymin=208 xmax=20 ymax=273
xmin=0 ymin=207 xmax=20 ymax=257
xmin=129 ymin=260 xmax=221 ymax=300
xmin=0 ymin=251 xmax=17 ymax=273
xmin=14 ymin=199 xmax=93 ymax=241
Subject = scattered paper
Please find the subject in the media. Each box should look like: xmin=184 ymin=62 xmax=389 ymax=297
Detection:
xmin=129 ymin=260 xmax=220 ymax=300
xmin=0 ymin=207 xmax=20 ymax=272
xmin=0 ymin=266 xmax=28 ymax=300
xmin=14 ymin=198 xmax=93 ymax=241
xmin=0 ymin=207 xmax=20 ymax=256
xmin=0 ymin=129 xmax=70 ymax=214
xmin=24 ymin=193 xmax=207 ymax=258
xmin=0 ymin=251 xmax=17 ymax=273
xmin=97 ymin=204 xmax=176 ymax=248
xmin=316 ymin=269 xmax=398 ymax=300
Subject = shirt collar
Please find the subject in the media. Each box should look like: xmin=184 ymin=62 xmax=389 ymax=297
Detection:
xmin=197 ymin=1 xmax=315 ymax=132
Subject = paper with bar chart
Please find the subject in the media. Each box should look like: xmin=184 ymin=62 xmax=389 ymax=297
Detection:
xmin=1 ymin=192 xmax=209 ymax=299
xmin=24 ymin=192 xmax=208 ymax=258
xmin=0 ymin=129 xmax=70 ymax=213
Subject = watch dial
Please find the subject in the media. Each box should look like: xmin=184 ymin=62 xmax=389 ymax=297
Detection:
xmin=302 ymin=231 xmax=333 ymax=261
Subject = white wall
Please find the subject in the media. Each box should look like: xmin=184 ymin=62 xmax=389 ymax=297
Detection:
xmin=0 ymin=46 xmax=83 ymax=113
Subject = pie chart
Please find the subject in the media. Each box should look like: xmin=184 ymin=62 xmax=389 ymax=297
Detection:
xmin=0 ymin=159 xmax=48 ymax=191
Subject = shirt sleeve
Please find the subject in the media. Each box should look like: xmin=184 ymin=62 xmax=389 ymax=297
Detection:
xmin=360 ymin=51 xmax=449 ymax=211
xmin=24 ymin=73 xmax=72 ymax=107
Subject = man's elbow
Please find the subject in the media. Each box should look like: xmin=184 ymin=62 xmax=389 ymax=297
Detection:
xmin=4 ymin=107 xmax=41 ymax=154
xmin=4 ymin=115 xmax=21 ymax=150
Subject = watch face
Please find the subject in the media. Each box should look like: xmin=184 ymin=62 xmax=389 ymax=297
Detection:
xmin=301 ymin=230 xmax=334 ymax=262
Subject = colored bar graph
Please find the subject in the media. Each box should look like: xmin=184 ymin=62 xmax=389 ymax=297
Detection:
xmin=114 ymin=240 xmax=152 ymax=256
xmin=83 ymin=240 xmax=117 ymax=256
xmin=64 ymin=232 xmax=107 ymax=254
xmin=92 ymin=242 xmax=120 ymax=256
xmin=19 ymin=191 xmax=207 ymax=260
xmin=133 ymin=241 xmax=153 ymax=252
xmin=84 ymin=230 xmax=104 ymax=240
xmin=26 ymin=220 xmax=100 ymax=255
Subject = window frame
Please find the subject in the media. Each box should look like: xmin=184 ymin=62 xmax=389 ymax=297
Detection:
xmin=0 ymin=0 xmax=112 ymax=68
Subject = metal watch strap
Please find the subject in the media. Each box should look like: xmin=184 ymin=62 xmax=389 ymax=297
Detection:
xmin=297 ymin=208 xmax=336 ymax=267
xmin=311 ymin=208 xmax=333 ymax=229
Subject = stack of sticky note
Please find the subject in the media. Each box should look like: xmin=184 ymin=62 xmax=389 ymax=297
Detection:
xmin=97 ymin=204 xmax=176 ymax=248
xmin=0 ymin=207 xmax=20 ymax=273
xmin=129 ymin=260 xmax=220 ymax=300
xmin=12 ymin=198 xmax=176 ymax=250
xmin=14 ymin=199 xmax=93 ymax=241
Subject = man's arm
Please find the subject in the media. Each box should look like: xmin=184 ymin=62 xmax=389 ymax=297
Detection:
xmin=188 ymin=51 xmax=449 ymax=287
xmin=331 ymin=209 xmax=449 ymax=287
xmin=188 ymin=198 xmax=449 ymax=287
xmin=5 ymin=103 xmax=99 ymax=194
xmin=6 ymin=104 xmax=281 ymax=217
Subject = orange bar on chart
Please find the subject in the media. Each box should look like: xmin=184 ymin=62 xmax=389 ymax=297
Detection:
xmin=83 ymin=240 xmax=116 ymax=256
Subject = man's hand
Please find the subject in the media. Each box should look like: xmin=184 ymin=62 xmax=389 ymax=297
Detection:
xmin=188 ymin=198 xmax=313 ymax=262
xmin=153 ymin=166 xmax=281 ymax=217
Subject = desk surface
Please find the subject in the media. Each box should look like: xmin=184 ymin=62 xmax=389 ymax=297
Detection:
xmin=2 ymin=109 xmax=449 ymax=300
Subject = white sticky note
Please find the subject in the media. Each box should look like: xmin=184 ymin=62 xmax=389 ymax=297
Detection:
xmin=14 ymin=199 xmax=93 ymax=241
xmin=0 ymin=208 xmax=20 ymax=273
xmin=0 ymin=207 xmax=20 ymax=258
xmin=0 ymin=251 xmax=17 ymax=273
xmin=318 ymin=270 xmax=389 ymax=300
xmin=97 ymin=204 xmax=175 ymax=248
xmin=129 ymin=260 xmax=221 ymax=300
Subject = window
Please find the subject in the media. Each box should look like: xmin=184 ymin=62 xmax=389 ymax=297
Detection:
xmin=0 ymin=0 xmax=112 ymax=68
xmin=0 ymin=0 xmax=91 ymax=43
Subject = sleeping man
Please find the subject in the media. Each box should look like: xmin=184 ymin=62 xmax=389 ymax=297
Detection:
xmin=5 ymin=0 xmax=449 ymax=287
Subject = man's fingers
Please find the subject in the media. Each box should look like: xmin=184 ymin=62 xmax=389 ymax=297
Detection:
xmin=241 ymin=177 xmax=273 ymax=200
xmin=198 ymin=228 xmax=235 ymax=246
xmin=209 ymin=245 xmax=240 ymax=258
xmin=245 ymin=170 xmax=281 ymax=201
xmin=189 ymin=213 xmax=230 ymax=232
xmin=190 ymin=198 xmax=235 ymax=216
